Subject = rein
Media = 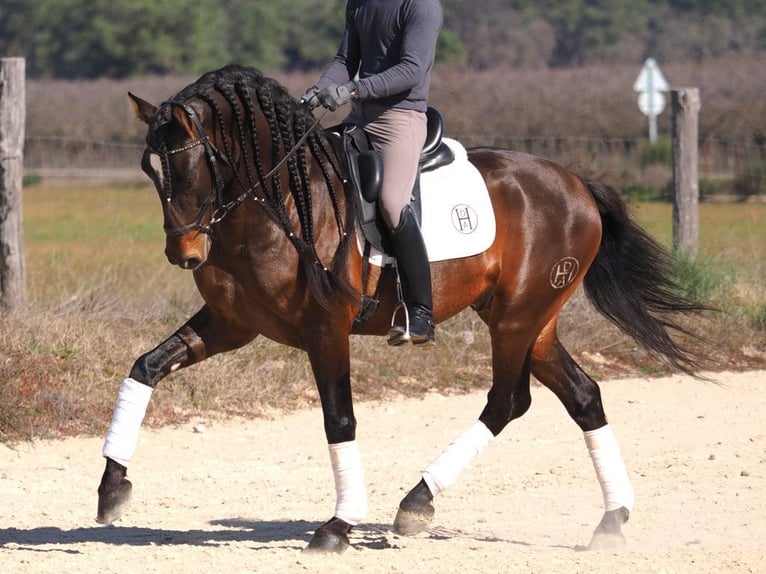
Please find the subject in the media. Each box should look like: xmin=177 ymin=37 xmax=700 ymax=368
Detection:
xmin=158 ymin=101 xmax=327 ymax=237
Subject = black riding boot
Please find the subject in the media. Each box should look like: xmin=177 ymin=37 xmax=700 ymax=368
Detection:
xmin=388 ymin=205 xmax=435 ymax=346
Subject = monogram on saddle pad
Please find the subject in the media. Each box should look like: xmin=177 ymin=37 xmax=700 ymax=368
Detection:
xmin=331 ymin=108 xmax=496 ymax=265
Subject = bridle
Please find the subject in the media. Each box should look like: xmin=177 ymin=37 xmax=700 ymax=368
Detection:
xmin=154 ymin=101 xmax=326 ymax=237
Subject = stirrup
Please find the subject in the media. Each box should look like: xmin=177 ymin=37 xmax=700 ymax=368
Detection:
xmin=388 ymin=303 xmax=435 ymax=347
xmin=388 ymin=302 xmax=411 ymax=346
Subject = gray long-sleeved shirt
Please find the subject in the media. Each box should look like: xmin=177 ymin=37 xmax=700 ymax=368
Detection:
xmin=316 ymin=0 xmax=443 ymax=112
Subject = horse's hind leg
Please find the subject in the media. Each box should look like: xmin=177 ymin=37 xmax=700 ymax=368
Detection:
xmin=394 ymin=323 xmax=534 ymax=536
xmin=531 ymin=328 xmax=633 ymax=549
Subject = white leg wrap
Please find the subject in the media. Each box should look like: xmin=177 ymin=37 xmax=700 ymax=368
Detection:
xmin=584 ymin=424 xmax=634 ymax=512
xmin=329 ymin=441 xmax=368 ymax=525
xmin=102 ymin=378 xmax=153 ymax=467
xmin=422 ymin=420 xmax=494 ymax=497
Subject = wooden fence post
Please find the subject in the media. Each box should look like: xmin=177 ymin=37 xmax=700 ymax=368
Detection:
xmin=0 ymin=57 xmax=27 ymax=311
xmin=671 ymin=87 xmax=701 ymax=259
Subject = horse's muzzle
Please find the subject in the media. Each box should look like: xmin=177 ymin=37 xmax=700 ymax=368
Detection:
xmin=165 ymin=233 xmax=209 ymax=270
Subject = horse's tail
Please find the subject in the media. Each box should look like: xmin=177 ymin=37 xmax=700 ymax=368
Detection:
xmin=582 ymin=179 xmax=707 ymax=374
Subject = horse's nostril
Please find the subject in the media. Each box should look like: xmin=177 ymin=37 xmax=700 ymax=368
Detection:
xmin=181 ymin=257 xmax=202 ymax=270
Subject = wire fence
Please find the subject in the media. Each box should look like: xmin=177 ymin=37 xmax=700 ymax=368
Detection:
xmin=23 ymin=134 xmax=766 ymax=198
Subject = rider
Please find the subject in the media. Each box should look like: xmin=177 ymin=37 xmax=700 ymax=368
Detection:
xmin=301 ymin=0 xmax=443 ymax=346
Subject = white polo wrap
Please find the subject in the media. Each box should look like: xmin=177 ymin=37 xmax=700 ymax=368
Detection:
xmin=422 ymin=420 xmax=494 ymax=497
xmin=329 ymin=441 xmax=368 ymax=525
xmin=584 ymin=424 xmax=634 ymax=512
xmin=102 ymin=377 xmax=153 ymax=467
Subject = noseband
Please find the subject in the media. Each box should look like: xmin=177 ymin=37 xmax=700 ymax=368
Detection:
xmin=154 ymin=101 xmax=325 ymax=238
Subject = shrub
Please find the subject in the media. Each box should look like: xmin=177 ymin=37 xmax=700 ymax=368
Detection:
xmin=699 ymin=178 xmax=733 ymax=199
xmin=732 ymin=161 xmax=766 ymax=199
xmin=671 ymin=252 xmax=744 ymax=310
xmin=639 ymin=137 xmax=673 ymax=168
xmin=744 ymin=302 xmax=766 ymax=332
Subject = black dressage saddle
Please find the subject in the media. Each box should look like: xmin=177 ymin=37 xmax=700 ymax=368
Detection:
xmin=328 ymin=107 xmax=454 ymax=255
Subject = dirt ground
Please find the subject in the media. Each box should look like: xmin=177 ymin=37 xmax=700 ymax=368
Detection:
xmin=1 ymin=370 xmax=764 ymax=573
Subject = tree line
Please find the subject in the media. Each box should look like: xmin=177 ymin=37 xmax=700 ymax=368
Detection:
xmin=1 ymin=0 xmax=764 ymax=78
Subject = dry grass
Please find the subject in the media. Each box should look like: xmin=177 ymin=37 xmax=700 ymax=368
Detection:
xmin=1 ymin=184 xmax=764 ymax=444
xmin=5 ymin=57 xmax=765 ymax=443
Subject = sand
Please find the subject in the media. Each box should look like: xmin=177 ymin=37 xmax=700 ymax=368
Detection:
xmin=2 ymin=370 xmax=764 ymax=573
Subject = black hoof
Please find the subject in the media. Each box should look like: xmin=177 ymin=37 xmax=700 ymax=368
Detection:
xmin=393 ymin=479 xmax=435 ymax=536
xmin=587 ymin=507 xmax=629 ymax=550
xmin=96 ymin=477 xmax=133 ymax=525
xmin=305 ymin=517 xmax=352 ymax=554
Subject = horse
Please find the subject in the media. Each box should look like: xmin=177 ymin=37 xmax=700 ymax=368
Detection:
xmin=96 ymin=65 xmax=703 ymax=553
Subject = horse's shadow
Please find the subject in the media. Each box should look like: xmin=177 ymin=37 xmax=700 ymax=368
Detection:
xmin=0 ymin=518 xmax=535 ymax=552
xmin=0 ymin=519 xmax=390 ymax=552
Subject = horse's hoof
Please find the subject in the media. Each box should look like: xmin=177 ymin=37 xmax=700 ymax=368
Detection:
xmin=96 ymin=477 xmax=133 ymax=525
xmin=393 ymin=506 xmax=434 ymax=536
xmin=587 ymin=530 xmax=626 ymax=550
xmin=586 ymin=507 xmax=629 ymax=550
xmin=393 ymin=479 xmax=435 ymax=536
xmin=304 ymin=517 xmax=352 ymax=554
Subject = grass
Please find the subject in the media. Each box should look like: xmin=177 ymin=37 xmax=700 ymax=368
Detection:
xmin=1 ymin=184 xmax=764 ymax=443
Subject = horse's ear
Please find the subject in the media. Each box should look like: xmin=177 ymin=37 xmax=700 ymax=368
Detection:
xmin=128 ymin=92 xmax=158 ymax=125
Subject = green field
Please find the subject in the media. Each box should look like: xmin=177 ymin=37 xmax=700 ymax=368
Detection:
xmin=2 ymin=183 xmax=764 ymax=443
xmin=634 ymin=201 xmax=766 ymax=280
xmin=22 ymin=184 xmax=174 ymax=306
xmin=22 ymin=185 xmax=766 ymax=297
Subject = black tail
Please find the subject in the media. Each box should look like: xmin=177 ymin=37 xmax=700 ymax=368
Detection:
xmin=582 ymin=180 xmax=707 ymax=374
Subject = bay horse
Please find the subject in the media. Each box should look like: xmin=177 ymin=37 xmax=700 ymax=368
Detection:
xmin=97 ymin=65 xmax=702 ymax=553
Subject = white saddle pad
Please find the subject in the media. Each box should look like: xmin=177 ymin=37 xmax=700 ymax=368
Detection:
xmin=363 ymin=138 xmax=496 ymax=266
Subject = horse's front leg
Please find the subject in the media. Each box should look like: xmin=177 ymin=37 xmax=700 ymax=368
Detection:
xmin=97 ymin=306 xmax=253 ymax=525
xmin=303 ymin=331 xmax=366 ymax=554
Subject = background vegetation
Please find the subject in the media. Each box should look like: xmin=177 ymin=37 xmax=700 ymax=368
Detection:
xmin=23 ymin=57 xmax=766 ymax=201
xmin=2 ymin=2 xmax=765 ymax=443
xmin=1 ymin=0 xmax=765 ymax=78
xmin=1 ymin=185 xmax=764 ymax=443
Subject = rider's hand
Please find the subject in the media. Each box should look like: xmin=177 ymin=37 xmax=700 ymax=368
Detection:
xmin=299 ymin=86 xmax=321 ymax=109
xmin=316 ymin=82 xmax=356 ymax=112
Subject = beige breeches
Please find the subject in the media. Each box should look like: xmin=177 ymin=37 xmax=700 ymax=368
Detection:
xmin=349 ymin=104 xmax=427 ymax=229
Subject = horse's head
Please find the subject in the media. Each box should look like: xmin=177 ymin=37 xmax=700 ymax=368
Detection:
xmin=128 ymin=66 xmax=354 ymax=309
xmin=129 ymin=92 xmax=231 ymax=270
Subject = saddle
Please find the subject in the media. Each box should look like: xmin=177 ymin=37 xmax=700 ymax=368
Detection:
xmin=326 ymin=107 xmax=454 ymax=329
xmin=328 ymin=107 xmax=455 ymax=255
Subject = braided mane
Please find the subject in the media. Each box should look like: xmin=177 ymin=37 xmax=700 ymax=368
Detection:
xmin=149 ymin=64 xmax=356 ymax=308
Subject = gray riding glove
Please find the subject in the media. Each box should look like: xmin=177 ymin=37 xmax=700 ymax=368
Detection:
xmin=316 ymin=82 xmax=356 ymax=112
xmin=299 ymin=86 xmax=321 ymax=109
